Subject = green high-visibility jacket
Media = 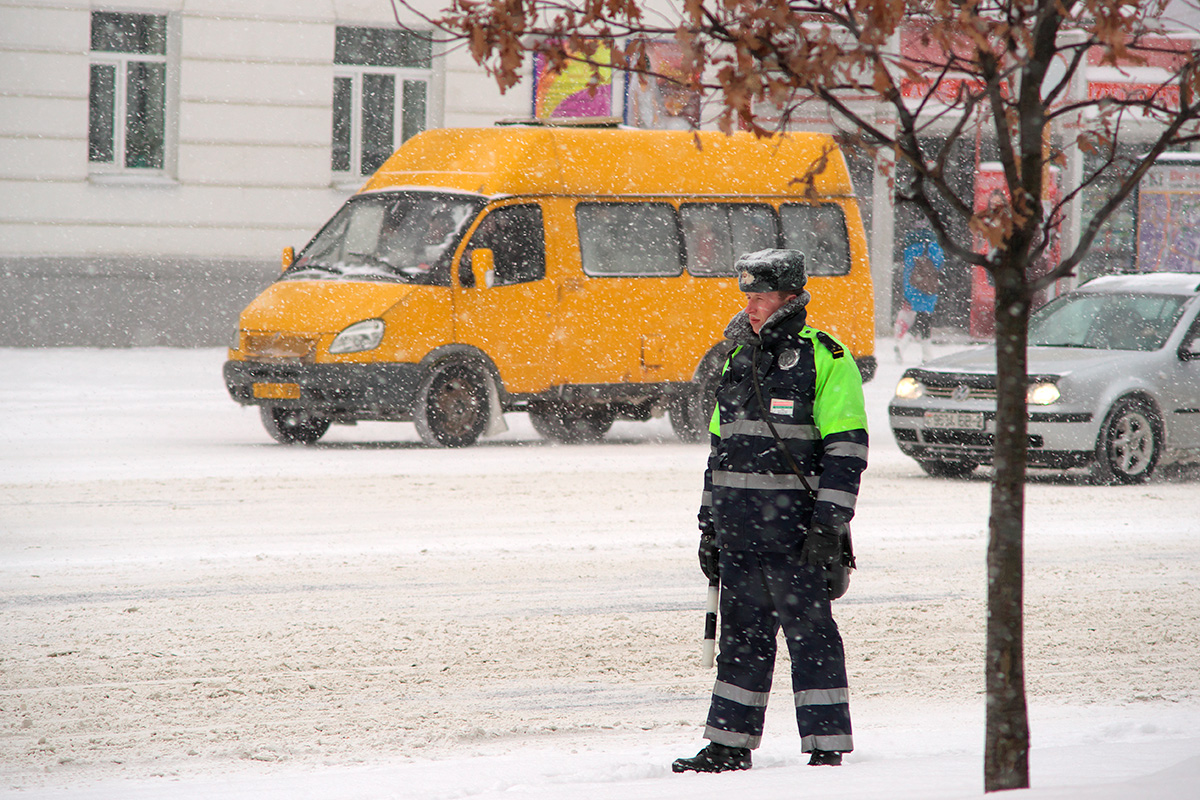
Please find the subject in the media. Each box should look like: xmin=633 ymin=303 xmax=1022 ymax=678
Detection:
xmin=699 ymin=300 xmax=868 ymax=552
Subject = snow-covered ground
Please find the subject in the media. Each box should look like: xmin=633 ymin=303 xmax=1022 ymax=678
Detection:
xmin=2 ymin=342 xmax=1198 ymax=799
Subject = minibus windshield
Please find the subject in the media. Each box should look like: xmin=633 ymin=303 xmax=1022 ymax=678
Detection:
xmin=285 ymin=192 xmax=484 ymax=286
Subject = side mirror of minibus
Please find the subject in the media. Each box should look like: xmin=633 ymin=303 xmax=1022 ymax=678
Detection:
xmin=471 ymin=248 xmax=495 ymax=289
xmin=281 ymin=246 xmax=295 ymax=272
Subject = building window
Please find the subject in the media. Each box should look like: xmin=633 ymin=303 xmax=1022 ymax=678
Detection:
xmin=333 ymin=26 xmax=432 ymax=178
xmin=89 ymin=11 xmax=168 ymax=170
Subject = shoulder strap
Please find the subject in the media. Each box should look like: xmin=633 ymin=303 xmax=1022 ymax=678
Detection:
xmin=814 ymin=330 xmax=844 ymax=359
xmin=721 ymin=345 xmax=742 ymax=374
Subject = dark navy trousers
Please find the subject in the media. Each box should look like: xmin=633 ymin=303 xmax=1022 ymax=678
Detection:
xmin=703 ymin=549 xmax=854 ymax=752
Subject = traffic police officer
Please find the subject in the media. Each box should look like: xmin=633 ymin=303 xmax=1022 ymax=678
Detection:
xmin=673 ymin=248 xmax=868 ymax=773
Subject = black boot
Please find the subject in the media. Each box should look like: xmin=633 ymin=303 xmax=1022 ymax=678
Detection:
xmin=672 ymin=742 xmax=752 ymax=773
xmin=807 ymin=749 xmax=843 ymax=766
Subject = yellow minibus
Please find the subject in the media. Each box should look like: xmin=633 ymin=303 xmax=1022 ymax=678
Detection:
xmin=224 ymin=126 xmax=875 ymax=446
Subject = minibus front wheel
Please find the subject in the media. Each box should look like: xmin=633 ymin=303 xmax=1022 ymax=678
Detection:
xmin=413 ymin=360 xmax=491 ymax=448
xmin=260 ymin=405 xmax=331 ymax=445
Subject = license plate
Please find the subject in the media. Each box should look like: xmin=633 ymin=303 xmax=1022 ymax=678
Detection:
xmin=924 ymin=411 xmax=985 ymax=430
xmin=253 ymin=382 xmax=301 ymax=400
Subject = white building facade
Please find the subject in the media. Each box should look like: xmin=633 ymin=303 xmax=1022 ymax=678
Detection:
xmin=1 ymin=0 xmax=531 ymax=345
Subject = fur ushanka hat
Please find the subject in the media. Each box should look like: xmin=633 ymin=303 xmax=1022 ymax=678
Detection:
xmin=735 ymin=249 xmax=807 ymax=294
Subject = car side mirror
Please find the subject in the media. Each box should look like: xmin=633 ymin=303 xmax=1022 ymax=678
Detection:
xmin=281 ymin=246 xmax=295 ymax=272
xmin=471 ymin=248 xmax=495 ymax=289
xmin=1181 ymin=334 xmax=1200 ymax=361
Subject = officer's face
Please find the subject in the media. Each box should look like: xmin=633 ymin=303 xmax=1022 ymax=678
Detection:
xmin=744 ymin=291 xmax=797 ymax=333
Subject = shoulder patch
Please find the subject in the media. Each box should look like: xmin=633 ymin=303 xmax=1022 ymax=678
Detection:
xmin=814 ymin=330 xmax=845 ymax=359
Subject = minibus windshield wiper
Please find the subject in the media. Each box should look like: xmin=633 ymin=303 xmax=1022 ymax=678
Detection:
xmin=346 ymin=252 xmax=438 ymax=283
xmin=283 ymin=262 xmax=339 ymax=277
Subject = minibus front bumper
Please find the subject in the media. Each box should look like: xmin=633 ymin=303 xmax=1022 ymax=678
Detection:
xmin=223 ymin=359 xmax=423 ymax=417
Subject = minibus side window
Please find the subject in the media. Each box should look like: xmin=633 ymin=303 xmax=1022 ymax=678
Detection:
xmin=459 ymin=205 xmax=546 ymax=287
xmin=576 ymin=203 xmax=682 ymax=277
xmin=681 ymin=205 xmax=733 ymax=276
xmin=682 ymin=204 xmax=778 ymax=276
xmin=780 ymin=203 xmax=851 ymax=276
xmin=731 ymin=205 xmax=780 ymax=263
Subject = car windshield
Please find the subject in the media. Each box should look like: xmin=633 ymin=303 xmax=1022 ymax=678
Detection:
xmin=283 ymin=192 xmax=484 ymax=286
xmin=1029 ymin=291 xmax=1189 ymax=351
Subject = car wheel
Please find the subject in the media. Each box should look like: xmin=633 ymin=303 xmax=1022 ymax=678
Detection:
xmin=1092 ymin=398 xmax=1161 ymax=484
xmin=413 ymin=361 xmax=490 ymax=448
xmin=529 ymin=401 xmax=614 ymax=443
xmin=260 ymin=405 xmax=330 ymax=445
xmin=917 ymin=458 xmax=978 ymax=479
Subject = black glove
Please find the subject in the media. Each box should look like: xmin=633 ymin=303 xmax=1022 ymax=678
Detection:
xmin=698 ymin=528 xmax=719 ymax=581
xmin=801 ymin=522 xmax=843 ymax=568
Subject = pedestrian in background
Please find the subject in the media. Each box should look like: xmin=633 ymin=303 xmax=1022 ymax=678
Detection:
xmin=673 ymin=249 xmax=868 ymax=774
xmin=895 ymin=229 xmax=944 ymax=362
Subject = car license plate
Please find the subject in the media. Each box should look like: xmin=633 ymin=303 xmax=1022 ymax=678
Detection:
xmin=253 ymin=382 xmax=301 ymax=400
xmin=924 ymin=411 xmax=984 ymax=430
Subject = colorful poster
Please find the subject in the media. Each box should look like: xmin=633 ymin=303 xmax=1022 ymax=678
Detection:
xmin=967 ymin=162 xmax=1063 ymax=338
xmin=625 ymin=41 xmax=700 ymax=129
xmin=968 ymin=163 xmax=1007 ymax=339
xmin=533 ymin=42 xmax=613 ymax=119
xmin=1137 ymin=159 xmax=1200 ymax=273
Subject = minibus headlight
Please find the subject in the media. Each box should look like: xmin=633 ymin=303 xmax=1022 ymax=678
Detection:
xmin=1026 ymin=381 xmax=1060 ymax=405
xmin=330 ymin=319 xmax=385 ymax=353
xmin=894 ymin=376 xmax=925 ymax=400
xmin=229 ymin=325 xmax=241 ymax=351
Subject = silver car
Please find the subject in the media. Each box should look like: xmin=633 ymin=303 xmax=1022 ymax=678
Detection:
xmin=889 ymin=272 xmax=1200 ymax=482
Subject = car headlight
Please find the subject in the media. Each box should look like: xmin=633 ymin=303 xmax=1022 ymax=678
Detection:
xmin=1026 ymin=381 xmax=1060 ymax=405
xmin=230 ymin=325 xmax=241 ymax=351
xmin=895 ymin=376 xmax=925 ymax=399
xmin=329 ymin=319 xmax=385 ymax=353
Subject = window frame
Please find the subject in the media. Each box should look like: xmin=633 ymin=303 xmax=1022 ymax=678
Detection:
xmin=88 ymin=10 xmax=174 ymax=177
xmin=332 ymin=26 xmax=434 ymax=181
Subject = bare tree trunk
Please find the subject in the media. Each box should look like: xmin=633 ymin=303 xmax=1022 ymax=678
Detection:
xmin=984 ymin=261 xmax=1031 ymax=791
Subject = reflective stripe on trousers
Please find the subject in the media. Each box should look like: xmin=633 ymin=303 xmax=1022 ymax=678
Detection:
xmin=703 ymin=550 xmax=853 ymax=752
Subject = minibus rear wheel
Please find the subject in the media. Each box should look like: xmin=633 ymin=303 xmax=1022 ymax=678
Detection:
xmin=260 ymin=405 xmax=331 ymax=445
xmin=670 ymin=360 xmax=722 ymax=442
xmin=529 ymin=401 xmax=614 ymax=444
xmin=668 ymin=391 xmax=705 ymax=442
xmin=414 ymin=360 xmax=491 ymax=448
